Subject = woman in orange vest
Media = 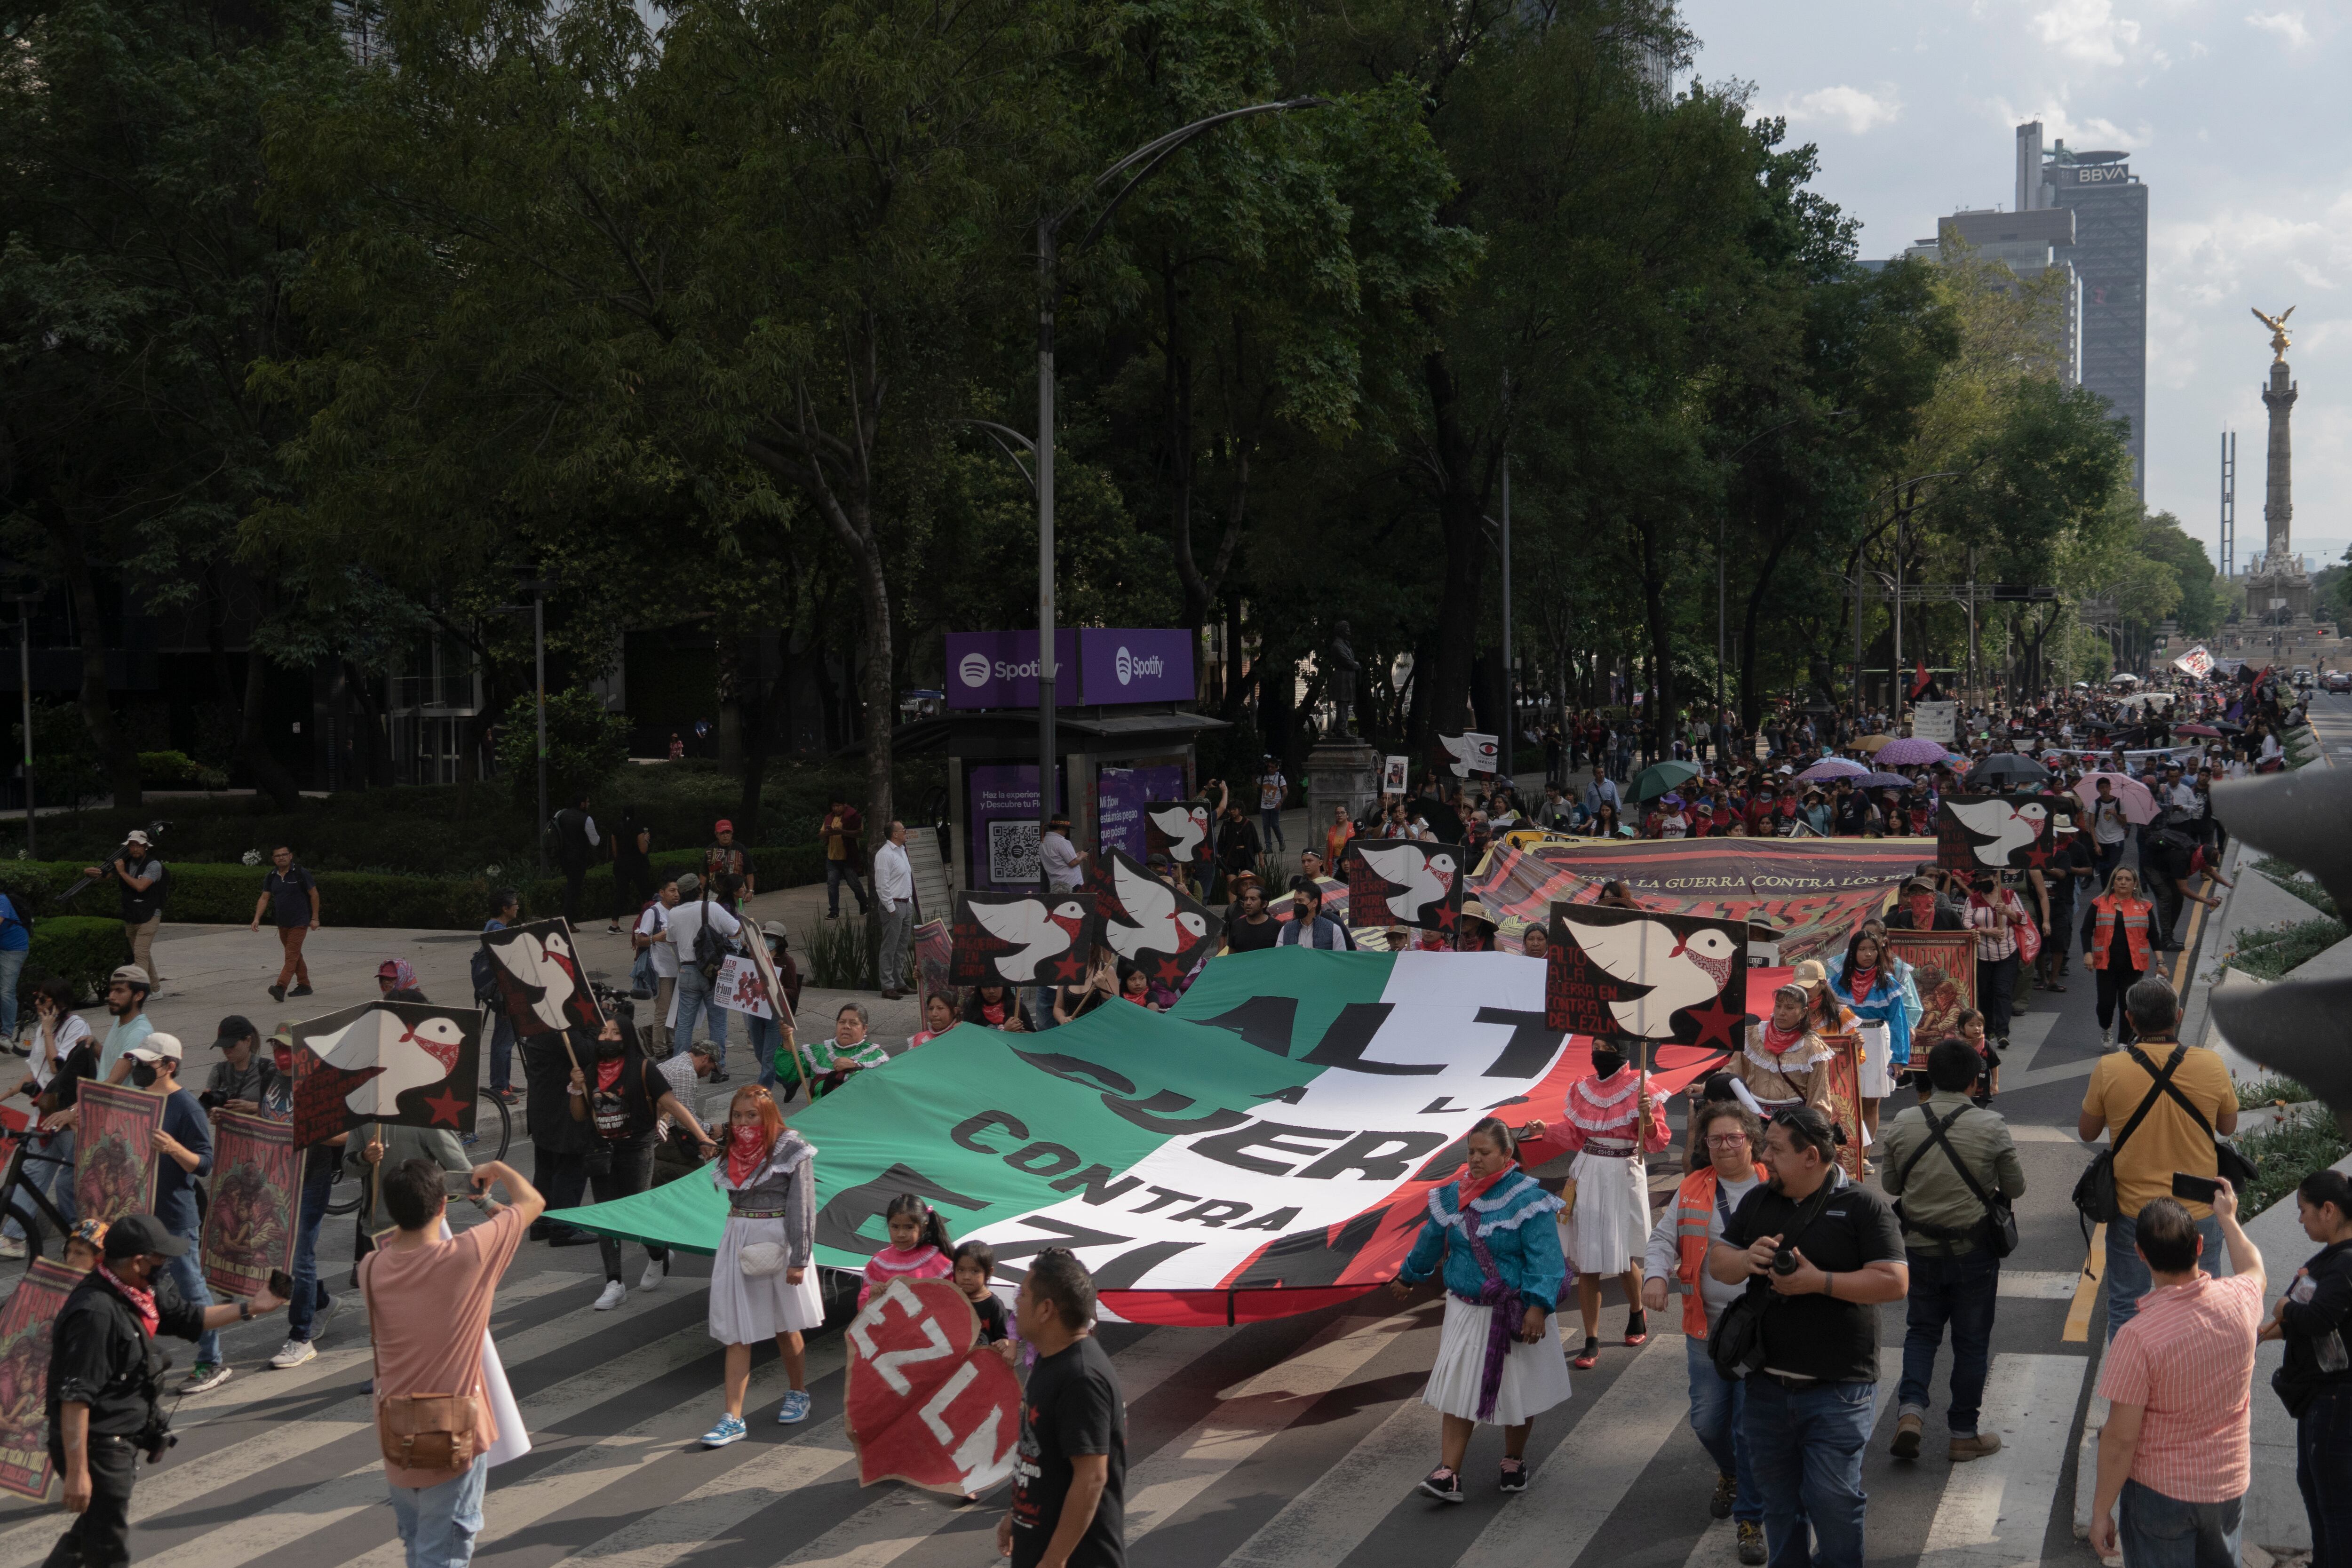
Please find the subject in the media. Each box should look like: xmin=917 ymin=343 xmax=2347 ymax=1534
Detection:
xmin=2080 ymin=866 xmax=2158 ymax=1051
xmin=1642 ymin=1100 xmax=1772 ymax=1565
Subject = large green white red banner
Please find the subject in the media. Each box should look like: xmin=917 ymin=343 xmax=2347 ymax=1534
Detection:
xmin=552 ymin=948 xmax=1792 ymax=1325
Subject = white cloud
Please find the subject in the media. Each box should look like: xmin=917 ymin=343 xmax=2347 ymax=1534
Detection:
xmin=2246 ymin=11 xmax=2311 ymax=49
xmin=1779 ymin=85 xmax=1903 ymax=134
xmin=2031 ymin=0 xmax=2143 ymax=65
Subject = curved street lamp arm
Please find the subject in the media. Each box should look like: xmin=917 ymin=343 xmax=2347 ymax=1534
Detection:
xmin=957 ymin=418 xmax=1038 ymax=494
xmin=1060 ymin=97 xmax=1328 ymax=255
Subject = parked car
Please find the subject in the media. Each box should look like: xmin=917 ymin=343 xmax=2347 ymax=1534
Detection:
xmin=2324 ymin=671 xmax=2351 ymax=694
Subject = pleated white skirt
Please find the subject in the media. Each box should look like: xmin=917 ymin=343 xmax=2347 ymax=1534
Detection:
xmin=1856 ymin=1021 xmax=1893 ymax=1099
xmin=707 ymin=1217 xmax=826 ymax=1343
xmin=1560 ymin=1149 xmax=1648 ymax=1274
xmin=1421 ymin=1294 xmax=1573 ymax=1426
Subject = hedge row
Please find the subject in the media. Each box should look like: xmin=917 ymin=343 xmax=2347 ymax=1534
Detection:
xmin=18 ymin=917 xmax=130 ymax=1007
xmin=0 ymin=844 xmax=825 ymax=934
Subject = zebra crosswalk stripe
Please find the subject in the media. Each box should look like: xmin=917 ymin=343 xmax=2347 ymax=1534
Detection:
xmin=1915 ymin=1353 xmax=2089 ymax=1568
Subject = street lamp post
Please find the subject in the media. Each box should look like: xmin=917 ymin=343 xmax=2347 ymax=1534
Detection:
xmin=1500 ymin=453 xmax=1512 ymax=781
xmin=1029 ymin=99 xmax=1323 ymax=879
xmin=500 ymin=575 xmax=554 ymax=877
xmin=1715 ymin=410 xmax=1850 ymax=746
xmin=13 ymin=596 xmax=32 ymax=859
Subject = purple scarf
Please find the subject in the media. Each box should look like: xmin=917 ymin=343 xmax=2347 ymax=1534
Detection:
xmin=1454 ymin=1182 xmax=1534 ymax=1423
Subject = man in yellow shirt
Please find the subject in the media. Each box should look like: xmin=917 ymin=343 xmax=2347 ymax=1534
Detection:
xmin=2079 ymin=977 xmax=2238 ymax=1339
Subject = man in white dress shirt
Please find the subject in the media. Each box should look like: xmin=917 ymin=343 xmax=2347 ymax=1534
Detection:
xmin=874 ymin=822 xmax=915 ymax=1001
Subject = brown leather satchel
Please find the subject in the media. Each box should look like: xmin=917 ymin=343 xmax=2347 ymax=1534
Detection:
xmin=361 ymin=1257 xmax=480 ymax=1471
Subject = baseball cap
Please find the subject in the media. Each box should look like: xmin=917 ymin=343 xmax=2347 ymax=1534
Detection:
xmin=108 ymin=964 xmax=151 ymax=990
xmin=714 ymin=818 xmax=734 ymax=833
xmin=760 ymin=919 xmax=789 ymax=941
xmin=101 ymin=1213 xmax=188 ymax=1260
xmin=267 ymin=1022 xmax=296 ymax=1049
xmin=126 ymin=1033 xmax=183 ymax=1065
xmin=212 ymin=1015 xmax=258 ymax=1051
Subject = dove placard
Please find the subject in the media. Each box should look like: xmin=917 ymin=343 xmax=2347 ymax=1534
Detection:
xmin=480 ymin=916 xmax=605 ymax=1039
xmin=1544 ymin=903 xmax=1750 ymax=1047
xmin=1143 ymin=801 xmax=1214 ymax=878
xmin=1934 ymin=794 xmax=2057 ymax=873
xmin=1439 ymin=732 xmax=1499 ymax=779
xmin=947 ymin=889 xmax=1101 ymax=989
xmin=1092 ymin=849 xmax=1223 ymax=986
xmin=290 ymin=999 xmax=484 ymax=1146
xmin=1344 ymin=840 xmax=1464 ymax=932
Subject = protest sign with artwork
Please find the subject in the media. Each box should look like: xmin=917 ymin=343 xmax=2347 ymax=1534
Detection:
xmin=947 ymin=891 xmax=1099 ymax=989
xmin=1439 ymin=732 xmax=1499 ymax=778
xmin=201 ymin=1110 xmax=301 ymax=1298
xmin=477 ymin=917 xmax=604 ymax=1039
xmin=715 ymin=955 xmax=775 ymax=1019
xmin=1936 ymin=795 xmax=2056 ymax=874
xmin=1886 ymin=931 xmax=1976 ymax=1046
xmin=75 ymin=1082 xmax=164 ymax=1227
xmin=1544 ymin=904 xmax=1749 ymax=1049
xmin=1142 ymin=802 xmax=1212 ymax=879
xmin=1093 ymin=850 xmax=1222 ymax=984
xmin=844 ymin=1276 xmax=1021 ymax=1494
xmin=1345 ymin=841 xmax=1463 ymax=933
xmin=0 ymin=1258 xmax=84 ymax=1499
xmin=289 ymin=1000 xmax=483 ymax=1146
xmin=1818 ymin=1032 xmax=1866 ymax=1181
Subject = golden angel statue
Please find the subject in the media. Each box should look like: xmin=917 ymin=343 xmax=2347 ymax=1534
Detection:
xmin=2252 ymin=305 xmax=2296 ymax=361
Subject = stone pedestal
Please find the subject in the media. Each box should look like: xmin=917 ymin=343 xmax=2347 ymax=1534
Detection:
xmin=1306 ymin=739 xmax=1380 ymax=852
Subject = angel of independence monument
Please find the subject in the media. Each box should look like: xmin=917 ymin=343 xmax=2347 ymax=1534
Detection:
xmin=2237 ymin=308 xmax=2330 ymax=659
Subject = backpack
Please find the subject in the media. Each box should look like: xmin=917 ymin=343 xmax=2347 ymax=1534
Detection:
xmin=470 ymin=929 xmax=499 ymax=1004
xmin=1892 ymin=1105 xmax=2018 ymax=1258
xmin=691 ymin=891 xmax=729 ymax=981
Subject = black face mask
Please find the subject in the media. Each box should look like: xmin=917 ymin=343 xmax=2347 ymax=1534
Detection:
xmin=595 ymin=1038 xmax=625 ymax=1061
xmin=1590 ymin=1048 xmax=1625 ymax=1078
xmin=131 ymin=1064 xmax=159 ymax=1089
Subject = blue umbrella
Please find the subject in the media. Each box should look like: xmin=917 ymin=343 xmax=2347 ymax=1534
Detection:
xmin=1858 ymin=772 xmax=1913 ymax=789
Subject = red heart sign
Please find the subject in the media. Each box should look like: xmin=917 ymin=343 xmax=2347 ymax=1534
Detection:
xmin=843 ymin=1277 xmax=1022 ymax=1495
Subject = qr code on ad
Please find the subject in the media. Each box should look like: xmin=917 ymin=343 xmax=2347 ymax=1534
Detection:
xmin=987 ymin=820 xmax=1041 ymax=885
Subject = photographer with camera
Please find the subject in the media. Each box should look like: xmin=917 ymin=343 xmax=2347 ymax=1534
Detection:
xmin=1707 ymin=1105 xmax=1908 ymax=1568
xmin=46 ymin=1213 xmax=286 ymax=1567
xmin=82 ymin=829 xmax=167 ymax=993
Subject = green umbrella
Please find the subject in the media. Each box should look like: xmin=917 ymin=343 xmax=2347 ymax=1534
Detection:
xmin=1630 ymin=760 xmax=1701 ymax=804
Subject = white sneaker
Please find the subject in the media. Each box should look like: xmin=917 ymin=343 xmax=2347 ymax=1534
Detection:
xmin=0 ymin=1237 xmax=24 ymax=1260
xmin=593 ymin=1280 xmax=627 ymax=1311
xmin=2099 ymin=1027 xmax=2113 ymax=1050
xmin=640 ymin=1258 xmax=666 ymax=1292
xmin=270 ymin=1339 xmax=317 ymax=1369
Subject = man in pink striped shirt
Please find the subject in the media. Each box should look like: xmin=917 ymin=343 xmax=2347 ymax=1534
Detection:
xmin=2088 ymin=1179 xmax=2267 ymax=1567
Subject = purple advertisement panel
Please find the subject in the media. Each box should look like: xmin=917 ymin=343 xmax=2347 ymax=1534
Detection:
xmin=966 ymin=763 xmax=1067 ymax=891
xmin=946 ymin=630 xmax=1080 ymax=710
xmin=1077 ymin=629 xmax=1195 ymax=705
xmin=1096 ymin=763 xmax=1189 ymax=865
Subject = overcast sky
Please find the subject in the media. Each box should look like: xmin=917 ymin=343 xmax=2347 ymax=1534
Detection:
xmin=1677 ymin=0 xmax=2349 ymax=580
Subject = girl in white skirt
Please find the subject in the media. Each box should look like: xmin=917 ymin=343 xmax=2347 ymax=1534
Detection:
xmin=701 ymin=1086 xmax=823 ymax=1448
xmin=1391 ymin=1117 xmax=1570 ymax=1503
xmin=1524 ymin=1040 xmax=1669 ymax=1369
xmin=1829 ymin=927 xmax=1915 ymax=1144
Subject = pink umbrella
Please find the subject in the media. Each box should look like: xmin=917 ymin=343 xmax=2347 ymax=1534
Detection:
xmin=2073 ymin=772 xmax=2157 ymax=825
xmin=1873 ymin=738 xmax=1949 ymax=767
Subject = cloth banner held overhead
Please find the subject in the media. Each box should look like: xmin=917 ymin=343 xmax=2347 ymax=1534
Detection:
xmin=76 ymin=1082 xmax=165 ymax=1228
xmin=845 ymin=1277 xmax=1021 ymax=1494
xmin=290 ymin=1000 xmax=483 ymax=1146
xmin=0 ymin=1258 xmax=84 ymax=1499
xmin=1911 ymin=702 xmax=1957 ymax=746
xmin=1469 ymin=836 xmax=1926 ymax=963
xmin=547 ymin=948 xmax=1790 ymax=1327
xmin=2174 ymin=645 xmax=2215 ymax=679
xmin=201 ymin=1110 xmax=300 ymax=1298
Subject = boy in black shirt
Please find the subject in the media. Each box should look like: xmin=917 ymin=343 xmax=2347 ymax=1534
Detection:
xmin=1708 ymin=1106 xmax=1908 ymax=1568
xmin=1000 ymin=1249 xmax=1125 ymax=1568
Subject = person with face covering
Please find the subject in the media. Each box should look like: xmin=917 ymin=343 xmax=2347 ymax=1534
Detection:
xmin=1724 ymin=984 xmax=1837 ymax=1122
xmin=565 ymin=1017 xmax=717 ymax=1308
xmin=1520 ymin=1039 xmax=1671 ymax=1370
xmin=1390 ymin=1118 xmax=1570 ymax=1503
xmin=701 ymin=1086 xmax=822 ymax=1447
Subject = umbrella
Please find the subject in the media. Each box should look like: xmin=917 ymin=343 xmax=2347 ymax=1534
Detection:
xmin=1853 ymin=734 xmax=1897 ymax=754
xmin=1873 ymin=738 xmax=1948 ymax=766
xmin=2174 ymin=724 xmax=2222 ymax=738
xmin=2074 ymin=772 xmax=2157 ymax=826
xmin=1964 ymin=753 xmax=2051 ymax=790
xmin=1853 ymin=772 xmax=1912 ymax=789
xmin=1630 ymin=760 xmax=1701 ymax=803
xmin=1794 ymin=757 xmax=1869 ymax=782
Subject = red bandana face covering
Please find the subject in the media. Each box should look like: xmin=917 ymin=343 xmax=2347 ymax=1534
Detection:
xmin=1907 ymin=894 xmax=1937 ymax=928
xmin=727 ymin=1126 xmax=770 ymax=1185
xmin=1760 ymin=1018 xmax=1808 ymax=1056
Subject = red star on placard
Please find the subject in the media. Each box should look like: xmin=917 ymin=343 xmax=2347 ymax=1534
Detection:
xmin=1153 ymin=956 xmax=1185 ymax=985
xmin=1050 ymin=951 xmax=1087 ymax=983
xmin=1435 ymin=906 xmax=1460 ymax=931
xmin=2022 ymin=841 xmax=2053 ymax=868
xmin=422 ymin=1087 xmax=469 ymax=1128
xmin=1684 ymin=992 xmax=1746 ymax=1052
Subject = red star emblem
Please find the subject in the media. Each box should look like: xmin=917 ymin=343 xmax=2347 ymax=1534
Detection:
xmin=422 ymin=1087 xmax=468 ymax=1128
xmin=1684 ymin=992 xmax=1746 ymax=1051
xmin=1050 ymin=952 xmax=1087 ymax=983
xmin=2022 ymin=841 xmax=2052 ymax=868
xmin=1435 ymin=906 xmax=1460 ymax=931
xmin=1153 ymin=956 xmax=1184 ymax=985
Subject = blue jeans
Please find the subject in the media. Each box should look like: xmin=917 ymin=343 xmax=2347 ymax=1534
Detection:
xmin=1742 ymin=1376 xmax=1875 ymax=1568
xmin=1899 ymin=1247 xmax=2000 ymax=1436
xmin=2298 ymin=1386 xmax=2352 ymax=1568
xmin=674 ymin=968 xmax=727 ymax=1065
xmin=2105 ymin=1210 xmax=2225 ymax=1340
xmin=161 ymin=1247 xmax=220 ymax=1367
xmin=389 ymin=1452 xmax=490 ymax=1568
xmin=288 ymin=1149 xmax=337 ymax=1343
xmin=487 ymin=1015 xmax=516 ymax=1095
xmin=1685 ymin=1333 xmax=1762 ymax=1523
xmin=2117 ymin=1478 xmax=2242 ymax=1568
xmin=747 ymin=1013 xmax=785 ymax=1093
xmin=825 ymin=860 xmax=869 ymax=917
xmin=1259 ymin=807 xmax=1286 ymax=851
xmin=0 ymin=947 xmax=23 ymax=1038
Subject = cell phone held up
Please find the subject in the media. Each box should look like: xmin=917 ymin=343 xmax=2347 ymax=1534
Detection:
xmin=2171 ymin=1171 xmax=2222 ymax=1205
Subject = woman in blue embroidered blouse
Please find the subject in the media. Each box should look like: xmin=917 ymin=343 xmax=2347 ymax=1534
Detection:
xmin=1828 ymin=926 xmax=1917 ymax=1145
xmin=1390 ymin=1117 xmax=1571 ymax=1503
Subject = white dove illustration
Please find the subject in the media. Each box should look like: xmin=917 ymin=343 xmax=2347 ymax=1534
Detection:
xmin=1943 ymin=797 xmax=2049 ymax=867
xmin=312 ymin=1009 xmax=469 ymax=1116
xmin=1101 ymin=857 xmax=1211 ymax=963
xmin=489 ymin=927 xmax=583 ymax=1032
xmin=970 ymin=897 xmax=1090 ymax=983
xmin=1145 ymin=804 xmax=1208 ymax=864
xmin=1439 ymin=732 xmax=1498 ymax=779
xmin=1353 ymin=843 xmax=1459 ymax=924
xmin=1562 ymin=915 xmax=1740 ymax=1039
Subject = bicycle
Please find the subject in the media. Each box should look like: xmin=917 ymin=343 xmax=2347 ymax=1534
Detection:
xmin=0 ymin=1122 xmax=78 ymax=1260
xmin=323 ymin=1086 xmax=514 ymax=1217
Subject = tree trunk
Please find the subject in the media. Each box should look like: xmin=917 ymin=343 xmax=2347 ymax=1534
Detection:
xmin=44 ymin=513 xmax=140 ymax=807
xmin=715 ymin=634 xmax=745 ymax=767
xmin=205 ymin=570 xmax=302 ymax=811
xmin=1634 ymin=515 xmax=1676 ymax=764
xmin=341 ymin=660 xmax=394 ymax=788
xmin=1415 ymin=353 xmax=1490 ymax=763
